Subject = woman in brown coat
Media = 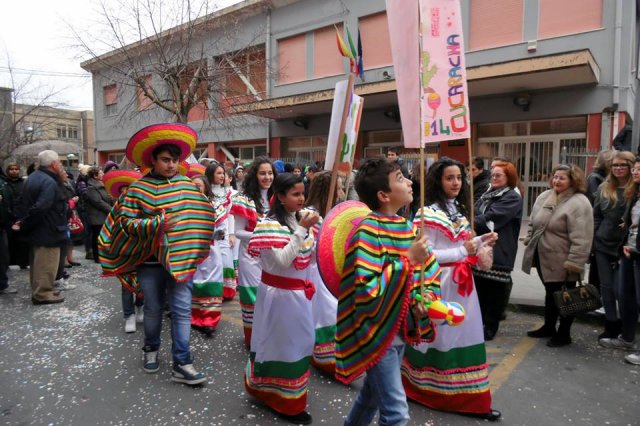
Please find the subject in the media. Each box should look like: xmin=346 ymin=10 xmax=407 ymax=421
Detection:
xmin=522 ymin=164 xmax=594 ymax=347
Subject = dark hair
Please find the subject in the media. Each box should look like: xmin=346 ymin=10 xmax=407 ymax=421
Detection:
xmin=268 ymin=173 xmax=304 ymax=232
xmin=355 ymin=158 xmax=400 ymax=210
xmin=204 ymin=161 xmax=224 ymax=186
xmin=305 ymin=170 xmax=333 ymax=215
xmin=386 ymin=146 xmax=401 ymax=155
xmin=151 ymin=144 xmax=181 ymax=160
xmin=425 ymin=157 xmax=470 ymax=219
xmin=190 ymin=174 xmax=212 ymax=198
xmin=307 ymin=165 xmax=319 ymax=174
xmin=284 ymin=163 xmax=294 ymax=173
xmin=243 ymin=156 xmax=277 ymax=215
xmin=472 ymin=157 xmax=485 ymax=170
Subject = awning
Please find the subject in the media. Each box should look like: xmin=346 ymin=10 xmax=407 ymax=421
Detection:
xmin=231 ymin=49 xmax=599 ymax=119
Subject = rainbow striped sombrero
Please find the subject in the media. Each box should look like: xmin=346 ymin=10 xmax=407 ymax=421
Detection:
xmin=103 ymin=170 xmax=143 ymax=198
xmin=186 ymin=163 xmax=206 ymax=178
xmin=126 ymin=123 xmax=197 ymax=168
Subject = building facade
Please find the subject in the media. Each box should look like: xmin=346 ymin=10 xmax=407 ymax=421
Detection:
xmin=82 ymin=0 xmax=639 ymax=216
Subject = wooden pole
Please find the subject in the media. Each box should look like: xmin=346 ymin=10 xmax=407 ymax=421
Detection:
xmin=467 ymin=137 xmax=474 ymax=232
xmin=325 ymin=73 xmax=355 ymax=217
xmin=419 ymin=144 xmax=426 ymax=301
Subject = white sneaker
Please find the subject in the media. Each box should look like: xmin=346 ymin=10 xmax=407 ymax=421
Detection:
xmin=625 ymin=352 xmax=640 ymax=365
xmin=54 ymin=279 xmax=76 ymax=291
xmin=124 ymin=315 xmax=136 ymax=333
xmin=135 ymin=306 xmax=144 ymax=323
xmin=599 ymin=335 xmax=637 ymax=351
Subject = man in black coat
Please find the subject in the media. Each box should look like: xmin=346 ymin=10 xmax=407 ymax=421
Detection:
xmin=470 ymin=157 xmax=491 ymax=203
xmin=4 ymin=160 xmax=29 ymax=268
xmin=0 ymin=175 xmax=17 ymax=295
xmin=14 ymin=150 xmax=68 ymax=304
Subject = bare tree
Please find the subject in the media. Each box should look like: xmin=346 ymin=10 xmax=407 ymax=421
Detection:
xmin=72 ymin=0 xmax=269 ymax=127
xmin=0 ymin=53 xmax=68 ymax=161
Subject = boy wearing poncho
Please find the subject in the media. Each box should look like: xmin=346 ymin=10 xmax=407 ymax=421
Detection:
xmin=99 ymin=124 xmax=216 ymax=386
xmin=336 ymin=159 xmax=441 ymax=425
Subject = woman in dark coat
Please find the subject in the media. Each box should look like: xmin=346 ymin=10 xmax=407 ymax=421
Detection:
xmin=473 ymin=160 xmax=523 ymax=340
xmin=85 ymin=166 xmax=113 ymax=263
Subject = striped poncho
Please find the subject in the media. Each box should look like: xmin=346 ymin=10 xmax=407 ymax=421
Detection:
xmin=335 ymin=212 xmax=441 ymax=384
xmin=98 ymin=173 xmax=216 ymax=283
xmin=248 ymin=217 xmax=315 ymax=270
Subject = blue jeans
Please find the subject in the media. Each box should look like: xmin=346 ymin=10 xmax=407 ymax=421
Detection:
xmin=122 ymin=287 xmax=144 ymax=318
xmin=595 ymin=251 xmax=620 ymax=322
xmin=344 ymin=343 xmax=409 ymax=426
xmin=137 ymin=264 xmax=194 ymax=365
xmin=618 ymin=256 xmax=640 ymax=342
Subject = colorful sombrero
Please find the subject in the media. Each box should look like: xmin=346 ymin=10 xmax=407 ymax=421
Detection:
xmin=177 ymin=161 xmax=189 ymax=176
xmin=126 ymin=123 xmax=197 ymax=168
xmin=317 ymin=200 xmax=371 ymax=298
xmin=186 ymin=163 xmax=206 ymax=178
xmin=103 ymin=170 xmax=143 ymax=198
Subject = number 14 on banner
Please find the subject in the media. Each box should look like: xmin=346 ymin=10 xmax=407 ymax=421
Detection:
xmin=424 ymin=118 xmax=451 ymax=137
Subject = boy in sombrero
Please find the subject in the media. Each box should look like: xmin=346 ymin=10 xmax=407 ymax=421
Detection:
xmin=335 ymin=158 xmax=440 ymax=425
xmin=98 ymin=124 xmax=216 ymax=386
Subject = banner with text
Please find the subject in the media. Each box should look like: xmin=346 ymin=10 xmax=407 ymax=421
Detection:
xmin=419 ymin=0 xmax=470 ymax=143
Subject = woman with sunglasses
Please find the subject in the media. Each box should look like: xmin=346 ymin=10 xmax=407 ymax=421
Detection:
xmin=595 ymin=150 xmax=636 ymax=347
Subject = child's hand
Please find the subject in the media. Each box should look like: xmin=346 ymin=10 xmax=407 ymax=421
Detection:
xmin=408 ymin=235 xmax=430 ymax=265
xmin=481 ymin=232 xmax=498 ymax=246
xmin=299 ymin=211 xmax=319 ymax=229
xmin=463 ymin=239 xmax=477 ymax=256
xmin=412 ymin=301 xmax=429 ymax=319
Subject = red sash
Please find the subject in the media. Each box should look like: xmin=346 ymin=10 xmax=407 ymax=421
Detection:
xmin=261 ymin=270 xmax=316 ymax=300
xmin=441 ymin=256 xmax=478 ymax=297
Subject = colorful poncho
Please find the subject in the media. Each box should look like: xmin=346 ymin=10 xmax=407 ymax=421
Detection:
xmin=230 ymin=193 xmax=260 ymax=232
xmin=98 ymin=173 xmax=216 ymax=283
xmin=335 ymin=212 xmax=441 ymax=384
xmin=248 ymin=217 xmax=315 ymax=270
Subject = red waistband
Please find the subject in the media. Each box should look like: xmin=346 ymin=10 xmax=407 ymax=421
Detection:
xmin=441 ymin=256 xmax=478 ymax=297
xmin=261 ymin=270 xmax=315 ymax=300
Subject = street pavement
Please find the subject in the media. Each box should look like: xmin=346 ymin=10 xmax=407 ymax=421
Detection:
xmin=1 ymin=245 xmax=639 ymax=426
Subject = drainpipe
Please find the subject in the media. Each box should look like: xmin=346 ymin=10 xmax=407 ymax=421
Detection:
xmin=601 ymin=108 xmax=613 ymax=150
xmin=612 ymin=0 xmax=623 ymax=136
xmin=265 ymin=8 xmax=272 ymax=156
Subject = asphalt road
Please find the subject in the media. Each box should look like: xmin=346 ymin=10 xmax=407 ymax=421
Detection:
xmin=1 ymin=254 xmax=638 ymax=426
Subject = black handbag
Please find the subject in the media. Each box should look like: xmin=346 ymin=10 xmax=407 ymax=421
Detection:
xmin=553 ymin=280 xmax=602 ymax=317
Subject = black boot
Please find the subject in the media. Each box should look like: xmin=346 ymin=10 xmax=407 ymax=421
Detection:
xmin=598 ymin=320 xmax=618 ymax=340
xmin=527 ymin=325 xmax=556 ymax=338
xmin=548 ymin=317 xmax=573 ymax=347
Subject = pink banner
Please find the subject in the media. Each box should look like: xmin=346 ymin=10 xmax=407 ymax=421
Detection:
xmin=420 ymin=0 xmax=470 ymax=143
xmin=386 ymin=0 xmax=421 ymax=149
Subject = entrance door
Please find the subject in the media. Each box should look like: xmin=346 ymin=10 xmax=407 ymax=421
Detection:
xmin=477 ymin=133 xmax=585 ymax=217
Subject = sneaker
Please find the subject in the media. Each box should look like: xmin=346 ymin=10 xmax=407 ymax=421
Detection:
xmin=143 ymin=350 xmax=159 ymax=373
xmin=124 ymin=315 xmax=136 ymax=333
xmin=624 ymin=352 xmax=640 ymax=365
xmin=598 ymin=335 xmax=637 ymax=351
xmin=54 ymin=280 xmax=77 ymax=291
xmin=171 ymin=363 xmax=206 ymax=385
xmin=0 ymin=287 xmax=18 ymax=294
xmin=135 ymin=306 xmax=144 ymax=323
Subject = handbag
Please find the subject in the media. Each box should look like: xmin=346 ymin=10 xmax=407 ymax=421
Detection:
xmin=553 ymin=280 xmax=602 ymax=317
xmin=68 ymin=210 xmax=84 ymax=235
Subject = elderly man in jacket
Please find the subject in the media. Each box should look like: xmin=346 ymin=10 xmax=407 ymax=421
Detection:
xmin=14 ymin=150 xmax=68 ymax=304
